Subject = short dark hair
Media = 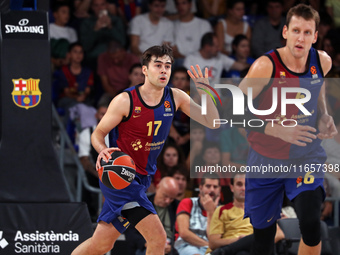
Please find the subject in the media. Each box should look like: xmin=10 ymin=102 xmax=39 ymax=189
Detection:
xmin=149 ymin=0 xmax=166 ymax=5
xmin=108 ymin=40 xmax=124 ymax=53
xmin=68 ymin=42 xmax=83 ymax=52
xmin=52 ymin=2 xmax=70 ymax=13
xmin=267 ymin=0 xmax=283 ymax=6
xmin=230 ymin=173 xmax=246 ymax=185
xmin=200 ymin=32 xmax=215 ymax=49
xmin=200 ymin=172 xmax=220 ymax=186
xmin=231 ymin=34 xmax=248 ymax=55
xmin=227 ymin=0 xmax=244 ymax=10
xmin=286 ymin=4 xmax=320 ymax=31
xmin=141 ymin=44 xmax=174 ymax=67
xmin=170 ymin=166 xmax=189 ymax=181
xmin=202 ymin=141 xmax=220 ymax=154
xmin=174 ymin=0 xmax=192 ymax=5
xmin=172 ymin=66 xmax=190 ymax=81
xmin=129 ymin=63 xmax=142 ymax=74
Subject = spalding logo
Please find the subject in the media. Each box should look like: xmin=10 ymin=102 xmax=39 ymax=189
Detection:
xmin=5 ymin=19 xmax=44 ymax=34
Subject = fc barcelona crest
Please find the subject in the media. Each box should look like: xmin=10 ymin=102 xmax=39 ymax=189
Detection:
xmin=135 ymin=106 xmax=141 ymax=114
xmin=11 ymin=78 xmax=42 ymax=109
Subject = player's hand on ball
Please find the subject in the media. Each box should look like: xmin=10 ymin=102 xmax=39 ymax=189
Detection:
xmin=96 ymin=147 xmax=121 ymax=170
xmin=187 ymin=65 xmax=209 ymax=89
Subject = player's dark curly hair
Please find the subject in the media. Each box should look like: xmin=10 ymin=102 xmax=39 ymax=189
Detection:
xmin=141 ymin=43 xmax=174 ymax=67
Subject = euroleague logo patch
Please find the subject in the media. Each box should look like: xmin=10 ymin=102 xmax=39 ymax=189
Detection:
xmin=310 ymin=66 xmax=317 ymax=75
xmin=164 ymin=101 xmax=171 ymax=112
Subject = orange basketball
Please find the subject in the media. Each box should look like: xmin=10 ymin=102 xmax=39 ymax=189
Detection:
xmin=98 ymin=151 xmax=136 ymax=190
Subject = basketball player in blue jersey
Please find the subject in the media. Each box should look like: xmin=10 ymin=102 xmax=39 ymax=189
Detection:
xmin=71 ymin=44 xmax=220 ymax=255
xmin=226 ymin=4 xmax=338 ymax=255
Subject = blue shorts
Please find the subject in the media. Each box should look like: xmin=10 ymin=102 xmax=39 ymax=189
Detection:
xmin=98 ymin=173 xmax=156 ymax=233
xmin=244 ymin=148 xmax=325 ymax=229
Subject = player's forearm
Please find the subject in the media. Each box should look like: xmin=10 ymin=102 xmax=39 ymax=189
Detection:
xmin=317 ymin=85 xmax=328 ymax=116
xmin=220 ymin=93 xmax=266 ymax=133
xmin=196 ymin=89 xmax=220 ymax=129
xmin=91 ymin=130 xmax=108 ymax=154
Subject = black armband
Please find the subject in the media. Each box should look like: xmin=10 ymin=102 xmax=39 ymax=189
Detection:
xmin=221 ymin=93 xmax=267 ymax=133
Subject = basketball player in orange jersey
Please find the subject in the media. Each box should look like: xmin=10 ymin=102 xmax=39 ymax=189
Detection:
xmin=71 ymin=44 xmax=219 ymax=255
xmin=227 ymin=4 xmax=338 ymax=255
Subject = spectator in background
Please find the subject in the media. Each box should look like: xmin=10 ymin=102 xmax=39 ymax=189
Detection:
xmin=53 ymin=42 xmax=94 ymax=112
xmin=164 ymin=0 xmax=197 ymax=20
xmin=172 ymin=0 xmax=212 ymax=67
xmin=313 ymin=12 xmax=334 ymax=50
xmin=149 ymin=142 xmax=186 ymax=193
xmin=77 ymin=101 xmax=109 ymax=221
xmin=79 ymin=0 xmax=126 ymax=69
xmin=199 ymin=0 xmax=226 ymax=26
xmin=169 ymin=67 xmax=191 ymax=154
xmin=186 ymin=122 xmax=206 ymax=173
xmin=129 ymin=0 xmax=174 ymax=56
xmin=128 ymin=63 xmax=145 ymax=87
xmin=50 ymin=2 xmax=78 ymax=69
xmin=323 ymin=33 xmax=340 ymax=113
xmin=97 ymin=40 xmax=140 ymax=97
xmin=224 ymin=34 xmax=255 ymax=79
xmin=74 ymin=0 xmax=91 ymax=18
xmin=283 ymin=0 xmax=320 ymax=14
xmin=321 ymin=110 xmax=340 ymax=173
xmin=207 ymin=173 xmax=285 ymax=255
xmin=170 ymin=167 xmax=191 ymax=200
xmin=326 ymin=0 xmax=340 ymax=28
xmin=322 ymin=33 xmax=337 ymax=61
xmin=184 ymin=32 xmax=249 ymax=90
xmin=251 ymin=0 xmax=285 ymax=58
xmin=220 ymin=127 xmax=249 ymax=170
xmin=215 ymin=0 xmax=251 ymax=56
xmin=174 ymin=173 xmax=220 ymax=255
xmin=207 ymin=173 xmax=252 ymax=255
xmin=157 ymin=143 xmax=187 ymax=179
xmin=146 ymin=177 xmax=180 ymax=254
xmin=199 ymin=142 xmax=230 ymax=202
xmin=115 ymin=0 xmax=141 ymax=25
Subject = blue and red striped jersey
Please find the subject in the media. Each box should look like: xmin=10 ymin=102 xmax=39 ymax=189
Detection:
xmin=109 ymin=85 xmax=176 ymax=175
xmin=248 ymin=48 xmax=326 ymax=159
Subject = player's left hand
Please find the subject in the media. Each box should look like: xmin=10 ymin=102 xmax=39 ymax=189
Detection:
xmin=317 ymin=114 xmax=338 ymax=139
xmin=187 ymin=65 xmax=209 ymax=90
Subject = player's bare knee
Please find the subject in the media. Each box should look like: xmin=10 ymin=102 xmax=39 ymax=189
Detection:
xmin=89 ymin=239 xmax=115 ymax=254
xmin=151 ymin=227 xmax=167 ymax=248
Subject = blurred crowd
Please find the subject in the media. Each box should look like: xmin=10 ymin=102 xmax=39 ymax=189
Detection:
xmin=48 ymin=0 xmax=340 ymax=254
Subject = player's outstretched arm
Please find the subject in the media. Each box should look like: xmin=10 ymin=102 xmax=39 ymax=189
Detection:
xmin=173 ymin=65 xmax=220 ymax=129
xmin=316 ymin=50 xmax=338 ymax=139
xmin=91 ymin=92 xmax=130 ymax=169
